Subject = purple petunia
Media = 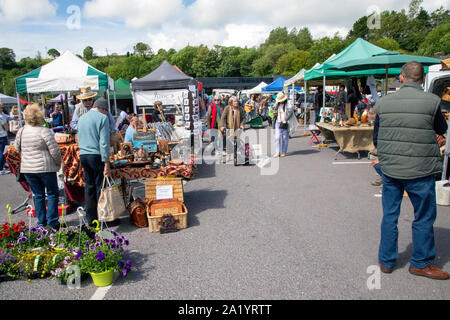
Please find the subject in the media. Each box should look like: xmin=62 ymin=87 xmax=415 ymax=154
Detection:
xmin=75 ymin=250 xmax=82 ymax=259
xmin=95 ymin=251 xmax=105 ymax=262
xmin=118 ymin=260 xmax=132 ymax=277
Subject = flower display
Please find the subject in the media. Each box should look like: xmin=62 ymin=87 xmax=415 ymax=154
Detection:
xmin=0 ymin=220 xmax=132 ymax=284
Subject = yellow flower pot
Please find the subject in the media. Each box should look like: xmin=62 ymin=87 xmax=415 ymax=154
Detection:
xmin=90 ymin=269 xmax=114 ymax=287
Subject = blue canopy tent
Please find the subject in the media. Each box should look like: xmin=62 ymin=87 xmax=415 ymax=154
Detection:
xmin=262 ymin=77 xmax=301 ymax=93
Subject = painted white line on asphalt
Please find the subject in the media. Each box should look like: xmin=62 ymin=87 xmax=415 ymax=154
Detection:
xmin=89 ymin=250 xmax=139 ymax=300
xmin=374 ymin=194 xmax=382 ymax=198
xmin=90 ymin=285 xmax=113 ymax=300
xmin=333 ymin=162 xmax=372 ymax=165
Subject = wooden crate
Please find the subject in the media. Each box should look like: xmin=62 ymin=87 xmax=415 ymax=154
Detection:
xmin=145 ymin=177 xmax=187 ymax=232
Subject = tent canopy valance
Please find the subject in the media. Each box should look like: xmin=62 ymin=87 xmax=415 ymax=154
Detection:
xmin=15 ymin=51 xmax=115 ymax=94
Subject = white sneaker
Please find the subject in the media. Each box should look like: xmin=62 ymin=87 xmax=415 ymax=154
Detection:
xmin=273 ymin=153 xmax=280 ymax=158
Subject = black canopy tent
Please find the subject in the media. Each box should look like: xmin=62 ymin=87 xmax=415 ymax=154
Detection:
xmin=131 ymin=61 xmax=198 ymax=121
xmin=132 ymin=61 xmax=197 ymax=91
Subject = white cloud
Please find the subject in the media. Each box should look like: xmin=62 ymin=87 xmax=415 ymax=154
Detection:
xmin=83 ymin=0 xmax=183 ymax=29
xmin=0 ymin=0 xmax=57 ymax=22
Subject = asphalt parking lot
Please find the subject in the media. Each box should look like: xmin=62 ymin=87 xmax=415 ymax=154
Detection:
xmin=1 ymin=126 xmax=449 ymax=300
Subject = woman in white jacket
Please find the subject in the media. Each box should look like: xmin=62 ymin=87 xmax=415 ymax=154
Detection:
xmin=15 ymin=104 xmax=62 ymax=229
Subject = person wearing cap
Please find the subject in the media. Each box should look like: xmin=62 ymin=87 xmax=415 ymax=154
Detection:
xmin=77 ymin=98 xmax=111 ymax=224
xmin=272 ymin=92 xmax=293 ymax=158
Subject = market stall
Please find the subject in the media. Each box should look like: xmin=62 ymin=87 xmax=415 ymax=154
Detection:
xmin=315 ymin=122 xmax=375 ymax=160
xmin=15 ymin=50 xmax=117 ymax=118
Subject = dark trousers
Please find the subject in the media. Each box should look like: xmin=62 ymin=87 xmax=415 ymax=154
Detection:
xmin=0 ymin=136 xmax=7 ymax=170
xmin=80 ymin=154 xmax=104 ymax=224
xmin=24 ymin=172 xmax=59 ymax=228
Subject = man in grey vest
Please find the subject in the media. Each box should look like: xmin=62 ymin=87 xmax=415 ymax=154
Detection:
xmin=375 ymin=61 xmax=449 ymax=280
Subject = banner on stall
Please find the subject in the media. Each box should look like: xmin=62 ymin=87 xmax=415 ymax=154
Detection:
xmin=134 ymin=89 xmax=189 ymax=107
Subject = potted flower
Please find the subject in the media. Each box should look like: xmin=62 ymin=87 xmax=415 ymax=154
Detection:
xmin=79 ymin=226 xmax=131 ymax=287
xmin=0 ymin=221 xmax=26 ymax=251
xmin=0 ymin=248 xmax=18 ymax=282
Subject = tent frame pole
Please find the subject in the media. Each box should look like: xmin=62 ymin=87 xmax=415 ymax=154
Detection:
xmin=106 ymin=89 xmax=111 ymax=114
xmin=113 ymin=91 xmax=118 ymax=116
xmin=132 ymin=91 xmax=137 ymax=115
xmin=16 ymin=91 xmax=23 ymax=125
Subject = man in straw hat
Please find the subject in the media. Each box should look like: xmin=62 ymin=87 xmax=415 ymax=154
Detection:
xmin=70 ymin=86 xmax=97 ymax=131
xmin=71 ymin=87 xmax=117 ymax=135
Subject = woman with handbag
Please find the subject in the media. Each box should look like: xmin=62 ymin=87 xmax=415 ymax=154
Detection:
xmin=273 ymin=92 xmax=293 ymax=158
xmin=14 ymin=104 xmax=62 ymax=229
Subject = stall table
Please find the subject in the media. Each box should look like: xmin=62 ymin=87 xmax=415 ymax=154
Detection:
xmin=315 ymin=122 xmax=375 ymax=160
xmin=6 ymin=144 xmax=195 ymax=208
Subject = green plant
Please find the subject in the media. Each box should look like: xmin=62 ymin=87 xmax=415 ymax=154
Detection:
xmin=79 ymin=246 xmax=123 ymax=274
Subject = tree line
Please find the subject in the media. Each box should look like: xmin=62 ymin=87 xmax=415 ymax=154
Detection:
xmin=0 ymin=0 xmax=448 ymax=97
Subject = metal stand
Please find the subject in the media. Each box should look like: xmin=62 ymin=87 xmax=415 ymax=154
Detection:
xmin=12 ymin=194 xmax=32 ymax=215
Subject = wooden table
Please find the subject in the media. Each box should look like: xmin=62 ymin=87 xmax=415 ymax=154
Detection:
xmin=315 ymin=122 xmax=375 ymax=160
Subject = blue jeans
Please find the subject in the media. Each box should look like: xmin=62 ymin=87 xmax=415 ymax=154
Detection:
xmin=379 ymin=174 xmax=437 ymax=269
xmin=374 ymin=163 xmax=383 ymax=177
xmin=0 ymin=136 xmax=7 ymax=170
xmin=24 ymin=172 xmax=59 ymax=228
xmin=80 ymin=154 xmax=104 ymax=224
xmin=275 ymin=122 xmax=289 ymax=154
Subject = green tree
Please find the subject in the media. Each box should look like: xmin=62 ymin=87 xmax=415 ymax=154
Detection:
xmin=295 ymin=28 xmax=313 ymax=51
xmin=430 ymin=7 xmax=450 ymax=28
xmin=191 ymin=46 xmax=220 ymax=77
xmin=418 ymin=22 xmax=450 ymax=56
xmin=0 ymin=48 xmax=16 ymax=70
xmin=83 ymin=46 xmax=95 ymax=60
xmin=275 ymin=50 xmax=310 ymax=75
xmin=348 ymin=16 xmax=370 ymax=40
xmin=47 ymin=48 xmax=60 ymax=59
xmin=372 ymin=38 xmax=400 ymax=51
xmin=170 ymin=46 xmax=200 ymax=76
xmin=307 ymin=35 xmax=347 ymax=67
xmin=133 ymin=42 xmax=153 ymax=58
xmin=252 ymin=43 xmax=297 ymax=76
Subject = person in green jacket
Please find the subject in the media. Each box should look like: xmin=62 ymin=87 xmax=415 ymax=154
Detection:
xmin=375 ymin=61 xmax=449 ymax=280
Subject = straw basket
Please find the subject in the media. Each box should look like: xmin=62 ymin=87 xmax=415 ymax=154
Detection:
xmin=145 ymin=178 xmax=188 ymax=232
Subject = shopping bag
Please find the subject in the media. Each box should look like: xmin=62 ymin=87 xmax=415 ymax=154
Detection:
xmin=97 ymin=176 xmax=127 ymax=222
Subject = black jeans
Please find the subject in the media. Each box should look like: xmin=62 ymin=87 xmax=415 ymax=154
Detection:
xmin=80 ymin=154 xmax=104 ymax=224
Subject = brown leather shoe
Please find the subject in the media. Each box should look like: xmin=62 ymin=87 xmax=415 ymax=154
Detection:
xmin=379 ymin=261 xmax=393 ymax=274
xmin=409 ymin=265 xmax=449 ymax=280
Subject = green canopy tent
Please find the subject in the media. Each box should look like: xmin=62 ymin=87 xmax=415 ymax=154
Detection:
xmin=301 ymin=38 xmax=407 ymax=111
xmin=329 ymin=52 xmax=441 ymax=93
xmin=109 ymin=78 xmax=132 ymax=100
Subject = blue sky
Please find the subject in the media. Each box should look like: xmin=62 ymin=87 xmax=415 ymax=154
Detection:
xmin=0 ymin=0 xmax=447 ymax=60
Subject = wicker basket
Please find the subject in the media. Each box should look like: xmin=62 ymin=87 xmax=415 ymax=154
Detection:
xmin=145 ymin=177 xmax=188 ymax=232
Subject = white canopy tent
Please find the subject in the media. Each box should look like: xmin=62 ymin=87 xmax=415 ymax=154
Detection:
xmin=15 ymin=50 xmax=117 ymax=117
xmin=240 ymin=82 xmax=268 ymax=96
xmin=0 ymin=93 xmax=17 ymax=105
